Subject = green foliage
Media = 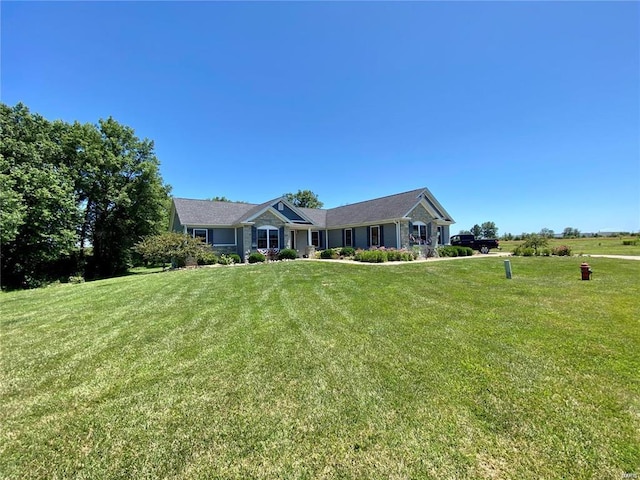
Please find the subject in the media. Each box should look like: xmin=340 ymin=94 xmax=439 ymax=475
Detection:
xmin=522 ymin=234 xmax=549 ymax=254
xmin=198 ymin=250 xmax=218 ymax=266
xmin=438 ymin=246 xmax=473 ymax=257
xmin=563 ymin=227 xmax=581 ymax=238
xmin=67 ymin=274 xmax=85 ymax=284
xmin=0 ymin=102 xmax=171 ymax=288
xmin=354 ymin=248 xmax=416 ymax=263
xmin=134 ymin=232 xmax=206 ymax=268
xmin=354 ymin=249 xmax=387 ymax=263
xmin=0 ymin=104 xmax=82 ymax=288
xmin=283 ymin=189 xmax=324 ymax=209
xmin=552 ymin=245 xmax=572 ymax=256
xmin=278 ymin=248 xmax=297 ymax=260
xmin=622 ymin=239 xmax=638 ymax=246
xmin=248 ymin=252 xmax=266 ymax=263
xmin=229 ymin=254 xmax=242 ymax=264
xmin=481 ymin=221 xmax=499 ymax=239
xmin=320 ymin=248 xmax=336 ymax=259
xmin=471 ymin=224 xmax=482 ymax=237
xmin=340 ymin=247 xmax=356 ymax=257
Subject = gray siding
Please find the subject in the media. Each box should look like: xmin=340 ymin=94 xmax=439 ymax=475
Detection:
xmin=382 ymin=223 xmax=397 ymax=248
xmin=328 ymin=229 xmax=343 ymax=248
xmin=213 ymin=228 xmax=236 ymax=245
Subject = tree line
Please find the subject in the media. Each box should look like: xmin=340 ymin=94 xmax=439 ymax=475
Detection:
xmin=1 ymin=103 xmax=171 ymax=289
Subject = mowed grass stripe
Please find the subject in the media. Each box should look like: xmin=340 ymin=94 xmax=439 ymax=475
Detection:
xmin=1 ymin=258 xmax=638 ymax=479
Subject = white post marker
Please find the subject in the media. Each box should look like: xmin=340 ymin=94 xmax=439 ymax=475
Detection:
xmin=504 ymin=259 xmax=512 ymax=279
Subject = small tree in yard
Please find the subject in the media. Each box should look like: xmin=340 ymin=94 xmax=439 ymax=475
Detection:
xmin=522 ymin=234 xmax=549 ymax=255
xmin=134 ymin=232 xmax=206 ymax=269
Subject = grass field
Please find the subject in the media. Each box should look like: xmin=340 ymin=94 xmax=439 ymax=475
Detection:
xmin=497 ymin=236 xmax=640 ymax=256
xmin=1 ymin=257 xmax=639 ymax=479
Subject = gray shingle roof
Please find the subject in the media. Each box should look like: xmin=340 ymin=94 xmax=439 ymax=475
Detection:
xmin=326 ymin=188 xmax=426 ymax=226
xmin=172 ymin=187 xmax=452 ymax=228
xmin=173 ymin=198 xmax=255 ymax=226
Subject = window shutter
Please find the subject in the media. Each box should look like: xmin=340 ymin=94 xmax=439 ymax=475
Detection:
xmin=279 ymin=227 xmax=285 ymax=248
xmin=427 ymin=222 xmax=432 ymax=239
xmin=366 ymin=226 xmax=371 ymax=247
xmin=379 ymin=226 xmax=385 ymax=246
xmin=251 ymin=226 xmax=257 ymax=246
xmin=319 ymin=231 xmax=325 ymax=249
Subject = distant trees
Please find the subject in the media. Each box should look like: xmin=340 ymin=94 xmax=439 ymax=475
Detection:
xmin=284 ymin=189 xmax=323 ymax=209
xmin=539 ymin=228 xmax=555 ymax=238
xmin=563 ymin=227 xmax=581 ymax=238
xmin=480 ymin=221 xmax=498 ymax=239
xmin=466 ymin=222 xmax=498 ymax=239
xmin=1 ymin=102 xmax=171 ymax=288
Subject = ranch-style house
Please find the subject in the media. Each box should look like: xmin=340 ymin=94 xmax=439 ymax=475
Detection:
xmin=169 ymin=187 xmax=455 ymax=261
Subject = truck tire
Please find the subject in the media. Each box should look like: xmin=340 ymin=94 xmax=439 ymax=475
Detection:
xmin=480 ymin=246 xmax=489 ymax=254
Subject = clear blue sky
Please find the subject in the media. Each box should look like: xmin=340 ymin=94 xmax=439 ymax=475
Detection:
xmin=3 ymin=1 xmax=639 ymax=235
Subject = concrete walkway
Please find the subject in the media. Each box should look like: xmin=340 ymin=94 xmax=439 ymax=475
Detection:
xmin=302 ymin=251 xmax=512 ymax=265
xmin=580 ymin=254 xmax=640 ymax=261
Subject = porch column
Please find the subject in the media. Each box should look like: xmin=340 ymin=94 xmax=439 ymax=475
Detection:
xmin=308 ymin=228 xmax=312 ymax=245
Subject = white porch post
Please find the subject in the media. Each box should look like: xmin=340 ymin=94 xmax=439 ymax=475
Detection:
xmin=308 ymin=228 xmax=312 ymax=245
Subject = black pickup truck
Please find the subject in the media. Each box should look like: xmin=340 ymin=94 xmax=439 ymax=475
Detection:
xmin=450 ymin=234 xmax=499 ymax=254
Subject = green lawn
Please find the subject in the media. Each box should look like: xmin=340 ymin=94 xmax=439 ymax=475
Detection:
xmin=2 ymin=258 xmax=639 ymax=479
xmin=498 ymin=236 xmax=640 ymax=255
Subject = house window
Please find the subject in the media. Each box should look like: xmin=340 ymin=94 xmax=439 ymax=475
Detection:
xmin=258 ymin=226 xmax=279 ymax=249
xmin=193 ymin=228 xmax=208 ymax=243
xmin=278 ymin=202 xmax=284 ymax=211
xmin=370 ymin=226 xmax=380 ymax=247
xmin=412 ymin=222 xmax=427 ymax=244
xmin=344 ymin=228 xmax=353 ymax=247
xmin=311 ymin=231 xmax=320 ymax=247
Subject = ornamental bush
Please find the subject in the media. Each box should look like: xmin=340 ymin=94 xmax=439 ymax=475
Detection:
xmin=230 ymin=253 xmax=242 ymax=264
xmin=248 ymin=252 xmax=266 ymax=264
xmin=355 ymin=249 xmax=387 ymax=263
xmin=552 ymin=245 xmax=572 ymax=256
xmin=320 ymin=249 xmax=336 ymax=259
xmin=278 ymin=248 xmax=297 ymax=260
xmin=197 ymin=250 xmax=218 ymax=265
xmin=438 ymin=246 xmax=458 ymax=257
xmin=340 ymin=247 xmax=356 ymax=257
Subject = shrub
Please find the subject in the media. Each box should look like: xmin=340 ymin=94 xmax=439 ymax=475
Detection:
xmin=229 ymin=254 xmax=242 ymax=264
xmin=552 ymin=245 xmax=572 ymax=256
xmin=340 ymin=247 xmax=356 ymax=257
xmin=68 ymin=274 xmax=85 ymax=284
xmin=320 ymin=249 xmax=336 ymax=259
xmin=197 ymin=250 xmax=218 ymax=265
xmin=248 ymin=252 xmax=266 ymax=264
xmin=622 ymin=239 xmax=638 ymax=246
xmin=456 ymin=246 xmax=473 ymax=257
xmin=354 ymin=249 xmax=387 ymax=263
xmin=217 ymin=254 xmax=234 ymax=265
xmin=541 ymin=248 xmax=552 ymax=257
xmin=278 ymin=248 xmax=298 ymax=260
xmin=438 ymin=246 xmax=459 ymax=257
xmin=522 ymin=247 xmax=535 ymax=257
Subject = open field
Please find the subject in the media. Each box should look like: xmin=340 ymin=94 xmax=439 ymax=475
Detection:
xmin=1 ymin=258 xmax=639 ymax=479
xmin=497 ymin=236 xmax=640 ymax=256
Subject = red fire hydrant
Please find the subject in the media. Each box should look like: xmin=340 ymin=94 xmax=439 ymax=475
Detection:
xmin=580 ymin=262 xmax=592 ymax=281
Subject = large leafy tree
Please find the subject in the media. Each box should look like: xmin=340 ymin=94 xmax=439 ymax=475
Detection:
xmin=1 ymin=102 xmax=171 ymax=287
xmin=284 ymin=189 xmax=324 ymax=209
xmin=65 ymin=117 xmax=171 ymax=277
xmin=0 ymin=104 xmax=80 ymax=288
